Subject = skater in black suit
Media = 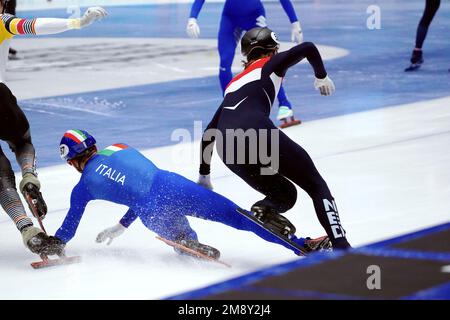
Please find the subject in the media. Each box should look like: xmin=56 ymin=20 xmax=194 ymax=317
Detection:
xmin=198 ymin=27 xmax=351 ymax=250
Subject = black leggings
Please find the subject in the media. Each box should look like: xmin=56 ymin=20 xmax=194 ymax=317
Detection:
xmin=219 ymin=121 xmax=349 ymax=248
xmin=0 ymin=83 xmax=37 ymax=176
xmin=415 ymin=0 xmax=441 ymax=49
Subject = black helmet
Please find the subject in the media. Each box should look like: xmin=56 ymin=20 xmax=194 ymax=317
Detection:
xmin=241 ymin=27 xmax=280 ymax=59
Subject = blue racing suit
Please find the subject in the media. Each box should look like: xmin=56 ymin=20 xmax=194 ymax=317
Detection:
xmin=55 ymin=144 xmax=305 ymax=254
xmin=189 ymin=0 xmax=299 ymax=108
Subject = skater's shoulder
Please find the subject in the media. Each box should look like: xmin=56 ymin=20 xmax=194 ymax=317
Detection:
xmin=96 ymin=143 xmax=132 ymax=157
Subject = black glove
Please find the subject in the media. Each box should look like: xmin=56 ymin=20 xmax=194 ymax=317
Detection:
xmin=22 ymin=227 xmax=66 ymax=256
xmin=41 ymin=236 xmax=66 ymax=256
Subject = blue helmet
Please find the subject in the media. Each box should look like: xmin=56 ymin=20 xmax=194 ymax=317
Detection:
xmin=59 ymin=130 xmax=96 ymax=161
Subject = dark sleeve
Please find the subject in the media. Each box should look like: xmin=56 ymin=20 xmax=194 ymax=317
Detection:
xmin=199 ymin=105 xmax=223 ymax=175
xmin=189 ymin=0 xmax=206 ymax=19
xmin=119 ymin=208 xmax=138 ymax=228
xmin=55 ymin=182 xmax=91 ymax=243
xmin=269 ymin=42 xmax=327 ymax=79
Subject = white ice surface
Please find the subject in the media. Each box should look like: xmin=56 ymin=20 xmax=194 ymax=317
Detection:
xmin=0 ymin=95 xmax=449 ymax=299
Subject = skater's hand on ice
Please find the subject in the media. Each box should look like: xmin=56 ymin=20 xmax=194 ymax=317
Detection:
xmin=186 ymin=18 xmax=200 ymax=38
xmin=291 ymin=21 xmax=303 ymax=43
xmin=96 ymin=223 xmax=126 ymax=245
xmin=314 ymin=75 xmax=335 ymax=96
xmin=197 ymin=174 xmax=213 ymax=190
xmin=79 ymin=7 xmax=108 ymax=28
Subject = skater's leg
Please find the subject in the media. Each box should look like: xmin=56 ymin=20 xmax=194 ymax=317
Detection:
xmin=0 ymin=146 xmax=33 ymax=231
xmin=276 ymin=131 xmax=350 ymax=249
xmin=406 ymin=0 xmax=441 ymax=71
xmin=415 ymin=0 xmax=440 ymax=50
xmin=154 ymin=170 xmax=304 ymax=254
xmin=277 ymin=85 xmax=292 ymax=109
xmin=226 ymin=164 xmax=297 ymax=213
xmin=140 ymin=210 xmax=199 ymax=243
xmin=277 ymin=85 xmax=297 ymax=122
xmin=218 ymin=14 xmax=238 ymax=93
xmin=8 ymin=130 xmax=37 ymax=177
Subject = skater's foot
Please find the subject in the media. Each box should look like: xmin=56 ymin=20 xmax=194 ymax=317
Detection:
xmin=251 ymin=204 xmax=296 ymax=238
xmin=277 ymin=106 xmax=294 ymax=121
xmin=405 ymin=49 xmax=423 ymax=72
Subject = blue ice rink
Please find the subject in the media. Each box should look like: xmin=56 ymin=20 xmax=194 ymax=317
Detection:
xmin=11 ymin=0 xmax=450 ymax=167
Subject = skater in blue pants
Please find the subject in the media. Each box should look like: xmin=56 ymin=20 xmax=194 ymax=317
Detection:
xmin=47 ymin=130 xmax=330 ymax=259
xmin=186 ymin=0 xmax=304 ymax=124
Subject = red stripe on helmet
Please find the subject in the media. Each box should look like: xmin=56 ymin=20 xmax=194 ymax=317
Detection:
xmin=64 ymin=132 xmax=82 ymax=144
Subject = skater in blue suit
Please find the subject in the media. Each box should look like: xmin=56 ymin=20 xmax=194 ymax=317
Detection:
xmin=186 ymin=0 xmax=303 ymax=124
xmin=49 ymin=130 xmax=330 ymax=259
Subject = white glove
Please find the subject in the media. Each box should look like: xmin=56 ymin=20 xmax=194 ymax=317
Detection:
xmin=186 ymin=18 xmax=200 ymax=38
xmin=291 ymin=21 xmax=303 ymax=43
xmin=79 ymin=7 xmax=108 ymax=28
xmin=96 ymin=223 xmax=126 ymax=245
xmin=197 ymin=174 xmax=213 ymax=190
xmin=314 ymin=75 xmax=335 ymax=96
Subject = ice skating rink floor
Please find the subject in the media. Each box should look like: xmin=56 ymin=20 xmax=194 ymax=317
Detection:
xmin=0 ymin=0 xmax=449 ymax=299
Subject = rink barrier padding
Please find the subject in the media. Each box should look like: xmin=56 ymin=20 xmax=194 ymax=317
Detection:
xmin=167 ymin=222 xmax=450 ymax=300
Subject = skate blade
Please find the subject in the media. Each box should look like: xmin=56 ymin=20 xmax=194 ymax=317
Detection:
xmin=279 ymin=119 xmax=301 ymax=129
xmin=405 ymin=64 xmax=421 ymax=72
xmin=31 ymin=256 xmax=81 ymax=269
xmin=156 ymin=236 xmax=231 ymax=268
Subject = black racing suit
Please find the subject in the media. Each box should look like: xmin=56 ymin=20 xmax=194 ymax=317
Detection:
xmin=0 ymin=83 xmax=35 ymax=231
xmin=200 ymin=42 xmax=350 ymax=249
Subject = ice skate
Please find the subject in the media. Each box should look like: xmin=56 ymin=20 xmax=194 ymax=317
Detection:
xmin=251 ymin=204 xmax=296 ymax=238
xmin=278 ymin=106 xmax=301 ymax=128
xmin=405 ymin=49 xmax=424 ymax=72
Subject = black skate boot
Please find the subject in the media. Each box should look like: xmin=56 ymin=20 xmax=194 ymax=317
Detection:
xmin=304 ymin=236 xmax=332 ymax=253
xmin=251 ymin=204 xmax=296 ymax=238
xmin=21 ymin=182 xmax=48 ymax=219
xmin=405 ymin=49 xmax=423 ymax=72
xmin=21 ymin=226 xmax=65 ymax=256
xmin=176 ymin=238 xmax=221 ymax=260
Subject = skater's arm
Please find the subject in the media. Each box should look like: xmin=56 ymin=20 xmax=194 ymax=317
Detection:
xmin=270 ymin=42 xmax=327 ymax=78
xmin=55 ymin=182 xmax=91 ymax=244
xmin=119 ymin=208 xmax=138 ymax=228
xmin=199 ymin=105 xmax=222 ymax=175
xmin=189 ymin=0 xmax=206 ymax=19
xmin=0 ymin=7 xmax=106 ymax=36
xmin=279 ymin=0 xmax=299 ymax=23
